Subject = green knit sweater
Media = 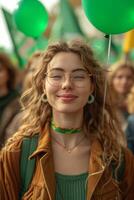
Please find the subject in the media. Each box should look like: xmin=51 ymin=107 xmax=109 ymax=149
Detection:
xmin=55 ymin=172 xmax=88 ymax=200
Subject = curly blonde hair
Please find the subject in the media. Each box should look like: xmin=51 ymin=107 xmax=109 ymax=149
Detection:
xmin=108 ymin=60 xmax=134 ymax=93
xmin=7 ymin=40 xmax=124 ymax=166
xmin=126 ymin=85 xmax=134 ymax=114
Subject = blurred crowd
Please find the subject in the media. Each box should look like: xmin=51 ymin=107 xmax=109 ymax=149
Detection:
xmin=0 ymin=48 xmax=134 ymax=153
xmin=0 ymin=51 xmax=42 ymax=149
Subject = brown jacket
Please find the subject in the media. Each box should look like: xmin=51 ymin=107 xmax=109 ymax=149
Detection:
xmin=0 ymin=129 xmax=134 ymax=200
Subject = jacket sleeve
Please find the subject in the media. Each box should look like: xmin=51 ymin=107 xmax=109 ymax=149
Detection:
xmin=121 ymin=148 xmax=134 ymax=199
xmin=0 ymin=140 xmax=22 ymax=200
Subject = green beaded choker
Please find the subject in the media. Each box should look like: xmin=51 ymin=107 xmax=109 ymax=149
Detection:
xmin=50 ymin=120 xmax=81 ymax=134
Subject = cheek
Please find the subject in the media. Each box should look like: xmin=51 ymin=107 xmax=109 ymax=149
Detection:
xmin=78 ymin=88 xmax=92 ymax=102
xmin=45 ymin=83 xmax=57 ymax=103
xmin=127 ymin=80 xmax=134 ymax=87
xmin=112 ymin=78 xmax=121 ymax=89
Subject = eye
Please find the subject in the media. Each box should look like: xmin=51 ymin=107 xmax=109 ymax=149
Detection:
xmin=73 ymin=75 xmax=85 ymax=79
xmin=49 ymin=73 xmax=63 ymax=79
xmin=72 ymin=72 xmax=87 ymax=80
xmin=51 ymin=75 xmax=62 ymax=79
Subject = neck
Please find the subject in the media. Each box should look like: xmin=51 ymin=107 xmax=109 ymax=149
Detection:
xmin=51 ymin=128 xmax=86 ymax=150
xmin=51 ymin=120 xmax=81 ymax=134
xmin=51 ymin=110 xmax=85 ymax=147
xmin=52 ymin=110 xmax=83 ymax=130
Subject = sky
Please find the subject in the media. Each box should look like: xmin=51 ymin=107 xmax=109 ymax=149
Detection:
xmin=0 ymin=0 xmax=59 ymax=50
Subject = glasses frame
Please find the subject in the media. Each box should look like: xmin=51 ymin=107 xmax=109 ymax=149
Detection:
xmin=44 ymin=70 xmax=93 ymax=88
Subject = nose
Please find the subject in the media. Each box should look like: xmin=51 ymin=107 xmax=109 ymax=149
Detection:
xmin=61 ymin=75 xmax=72 ymax=89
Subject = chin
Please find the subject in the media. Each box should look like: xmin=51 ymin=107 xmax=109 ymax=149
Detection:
xmin=55 ymin=106 xmax=83 ymax=114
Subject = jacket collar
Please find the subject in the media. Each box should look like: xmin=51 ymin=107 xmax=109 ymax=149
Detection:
xmin=30 ymin=127 xmax=51 ymax=159
xmin=30 ymin=129 xmax=106 ymax=200
xmin=30 ymin=127 xmax=56 ymax=200
xmin=86 ymin=139 xmax=106 ymax=200
xmin=40 ymin=149 xmax=56 ymax=200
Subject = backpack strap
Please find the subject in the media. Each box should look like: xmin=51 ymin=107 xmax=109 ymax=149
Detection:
xmin=19 ymin=134 xmax=39 ymax=199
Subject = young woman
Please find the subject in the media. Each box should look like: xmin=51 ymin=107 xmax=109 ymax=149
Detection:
xmin=0 ymin=41 xmax=134 ymax=200
xmin=7 ymin=51 xmax=43 ymax=134
xmin=108 ymin=60 xmax=134 ymax=131
xmin=0 ymin=53 xmax=20 ymax=149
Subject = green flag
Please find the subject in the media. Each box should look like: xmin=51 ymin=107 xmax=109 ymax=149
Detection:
xmin=50 ymin=0 xmax=85 ymax=41
xmin=2 ymin=8 xmax=48 ymax=69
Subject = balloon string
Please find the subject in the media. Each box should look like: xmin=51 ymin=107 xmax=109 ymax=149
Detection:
xmin=102 ymin=34 xmax=112 ymax=124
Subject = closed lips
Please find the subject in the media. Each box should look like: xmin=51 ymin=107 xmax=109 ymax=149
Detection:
xmin=57 ymin=94 xmax=78 ymax=98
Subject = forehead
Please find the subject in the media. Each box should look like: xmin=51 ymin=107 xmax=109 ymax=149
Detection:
xmin=48 ymin=52 xmax=85 ymax=71
xmin=115 ymin=67 xmax=134 ymax=76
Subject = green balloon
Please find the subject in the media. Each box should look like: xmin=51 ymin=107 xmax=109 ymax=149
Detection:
xmin=82 ymin=0 xmax=134 ymax=34
xmin=13 ymin=0 xmax=49 ymax=37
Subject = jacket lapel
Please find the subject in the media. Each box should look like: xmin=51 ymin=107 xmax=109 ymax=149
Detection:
xmin=30 ymin=128 xmax=56 ymax=200
xmin=41 ymin=151 xmax=56 ymax=200
xmin=86 ymin=139 xmax=106 ymax=200
xmin=30 ymin=129 xmax=106 ymax=200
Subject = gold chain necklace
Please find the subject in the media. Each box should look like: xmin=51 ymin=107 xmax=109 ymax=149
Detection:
xmin=52 ymin=135 xmax=85 ymax=153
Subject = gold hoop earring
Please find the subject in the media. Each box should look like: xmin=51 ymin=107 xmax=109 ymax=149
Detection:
xmin=41 ymin=93 xmax=48 ymax=103
xmin=88 ymin=95 xmax=94 ymax=104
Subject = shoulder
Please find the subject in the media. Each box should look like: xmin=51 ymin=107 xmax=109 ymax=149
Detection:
xmin=0 ymin=133 xmax=23 ymax=160
xmin=6 ymin=89 xmax=20 ymax=109
xmin=0 ymin=132 xmax=34 ymax=179
xmin=5 ymin=112 xmax=24 ymax=140
xmin=0 ymin=130 xmax=37 ymax=157
xmin=120 ymin=147 xmax=134 ymax=198
xmin=1 ymin=96 xmax=20 ymax=124
xmin=7 ymin=95 xmax=20 ymax=110
xmin=125 ymin=115 xmax=134 ymax=136
xmin=127 ymin=114 xmax=134 ymax=124
xmin=123 ymin=147 xmax=134 ymax=168
xmin=0 ymin=133 xmax=25 ymax=198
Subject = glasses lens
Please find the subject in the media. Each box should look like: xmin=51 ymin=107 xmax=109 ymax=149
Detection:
xmin=46 ymin=71 xmax=91 ymax=87
xmin=47 ymin=71 xmax=63 ymax=86
xmin=71 ymin=71 xmax=90 ymax=87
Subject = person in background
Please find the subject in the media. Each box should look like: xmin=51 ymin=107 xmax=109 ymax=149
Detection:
xmin=0 ymin=53 xmax=20 ymax=149
xmin=0 ymin=40 xmax=134 ymax=200
xmin=125 ymin=85 xmax=134 ymax=154
xmin=22 ymin=51 xmax=42 ymax=91
xmin=108 ymin=60 xmax=134 ymax=130
xmin=7 ymin=51 xmax=42 ymax=134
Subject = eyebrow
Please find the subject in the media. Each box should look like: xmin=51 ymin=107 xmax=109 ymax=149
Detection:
xmin=48 ymin=67 xmax=87 ymax=72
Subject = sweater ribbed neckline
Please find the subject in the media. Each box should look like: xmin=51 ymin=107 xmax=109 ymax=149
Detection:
xmin=55 ymin=172 xmax=88 ymax=181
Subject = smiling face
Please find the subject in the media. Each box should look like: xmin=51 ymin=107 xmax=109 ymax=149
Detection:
xmin=44 ymin=52 xmax=94 ymax=114
xmin=112 ymin=67 xmax=134 ymax=96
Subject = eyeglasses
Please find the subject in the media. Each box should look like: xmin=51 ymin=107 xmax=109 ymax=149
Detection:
xmin=45 ymin=70 xmax=92 ymax=88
